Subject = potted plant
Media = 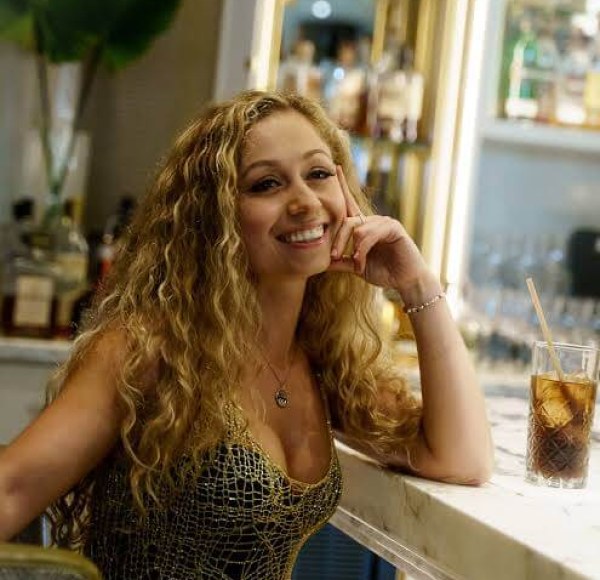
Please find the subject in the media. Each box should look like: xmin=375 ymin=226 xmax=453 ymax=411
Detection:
xmin=0 ymin=0 xmax=183 ymax=222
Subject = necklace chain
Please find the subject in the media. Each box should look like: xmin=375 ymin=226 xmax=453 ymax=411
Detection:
xmin=260 ymin=347 xmax=296 ymax=409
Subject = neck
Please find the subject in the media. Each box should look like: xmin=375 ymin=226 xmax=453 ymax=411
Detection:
xmin=256 ymin=277 xmax=306 ymax=367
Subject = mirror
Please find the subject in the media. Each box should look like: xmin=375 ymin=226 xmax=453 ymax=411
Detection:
xmin=280 ymin=0 xmax=376 ymax=63
xmin=275 ymin=0 xmax=377 ymax=126
xmin=267 ymin=0 xmax=474 ymax=291
xmin=271 ymin=0 xmax=434 ymax=244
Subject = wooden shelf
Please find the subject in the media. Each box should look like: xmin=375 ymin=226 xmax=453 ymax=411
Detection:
xmin=481 ymin=118 xmax=600 ymax=156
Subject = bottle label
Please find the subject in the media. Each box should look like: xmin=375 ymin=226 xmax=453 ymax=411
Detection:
xmin=378 ymin=87 xmax=406 ymax=121
xmin=377 ymin=73 xmax=407 ymax=122
xmin=56 ymin=253 xmax=88 ymax=286
xmin=14 ymin=275 xmax=54 ymax=328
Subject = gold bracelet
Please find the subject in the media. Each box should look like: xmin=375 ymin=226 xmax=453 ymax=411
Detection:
xmin=403 ymin=292 xmax=445 ymax=315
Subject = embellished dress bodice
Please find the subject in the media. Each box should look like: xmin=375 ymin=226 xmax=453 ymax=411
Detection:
xmin=84 ymin=404 xmax=342 ymax=580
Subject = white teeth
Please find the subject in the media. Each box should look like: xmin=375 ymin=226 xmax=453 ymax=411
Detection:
xmin=284 ymin=225 xmax=324 ymax=243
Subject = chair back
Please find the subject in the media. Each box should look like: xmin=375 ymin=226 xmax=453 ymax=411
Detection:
xmin=0 ymin=543 xmax=101 ymax=579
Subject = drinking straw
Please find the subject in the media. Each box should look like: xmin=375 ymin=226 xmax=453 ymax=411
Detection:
xmin=526 ymin=277 xmax=565 ymax=383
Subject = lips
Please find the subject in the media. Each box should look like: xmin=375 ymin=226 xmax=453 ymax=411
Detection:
xmin=278 ymin=224 xmax=326 ymax=244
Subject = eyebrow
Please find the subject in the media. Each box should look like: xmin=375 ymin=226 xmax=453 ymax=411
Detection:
xmin=240 ymin=148 xmax=333 ymax=179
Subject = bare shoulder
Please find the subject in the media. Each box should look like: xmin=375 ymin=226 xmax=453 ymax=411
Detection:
xmin=63 ymin=328 xmax=128 ymax=387
xmin=61 ymin=327 xmax=159 ymax=396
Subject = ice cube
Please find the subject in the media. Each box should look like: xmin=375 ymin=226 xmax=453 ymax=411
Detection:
xmin=539 ymin=397 xmax=573 ymax=429
xmin=565 ymin=370 xmax=591 ymax=384
xmin=565 ymin=381 xmax=592 ymax=409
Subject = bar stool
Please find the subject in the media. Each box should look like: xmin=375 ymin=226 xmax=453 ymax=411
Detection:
xmin=0 ymin=543 xmax=101 ymax=579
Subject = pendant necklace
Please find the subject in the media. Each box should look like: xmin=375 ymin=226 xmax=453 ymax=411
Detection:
xmin=261 ymin=347 xmax=296 ymax=409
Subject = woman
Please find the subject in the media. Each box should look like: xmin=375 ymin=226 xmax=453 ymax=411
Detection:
xmin=0 ymin=91 xmax=492 ymax=579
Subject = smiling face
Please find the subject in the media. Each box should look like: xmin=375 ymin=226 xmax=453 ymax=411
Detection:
xmin=238 ymin=110 xmax=346 ymax=284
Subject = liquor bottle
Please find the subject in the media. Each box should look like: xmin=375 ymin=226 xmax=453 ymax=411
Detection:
xmin=325 ymin=40 xmax=366 ymax=132
xmin=506 ymin=19 xmax=540 ymax=120
xmin=96 ymin=196 xmax=136 ymax=281
xmin=533 ymin=26 xmax=558 ymax=123
xmin=355 ymin=61 xmax=379 ymax=138
xmin=351 ymin=35 xmax=376 ymax=137
xmin=0 ymin=199 xmax=35 ymax=313
xmin=555 ymin=26 xmax=590 ymax=126
xmin=1 ymin=199 xmax=35 ymax=272
xmin=584 ymin=34 xmax=600 ymax=128
xmin=498 ymin=9 xmax=522 ymax=117
xmin=52 ymin=199 xmax=90 ymax=338
xmin=1 ymin=229 xmax=59 ymax=339
xmin=401 ymin=47 xmax=425 ymax=143
xmin=372 ymin=45 xmax=407 ymax=142
xmin=277 ymin=39 xmax=322 ymax=101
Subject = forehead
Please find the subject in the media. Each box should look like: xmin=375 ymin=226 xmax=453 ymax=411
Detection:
xmin=241 ymin=110 xmax=331 ymax=166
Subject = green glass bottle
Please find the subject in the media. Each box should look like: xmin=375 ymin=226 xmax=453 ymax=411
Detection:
xmin=506 ymin=18 xmax=540 ymax=119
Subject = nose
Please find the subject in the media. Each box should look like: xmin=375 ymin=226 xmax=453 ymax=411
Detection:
xmin=287 ymin=178 xmax=322 ymax=216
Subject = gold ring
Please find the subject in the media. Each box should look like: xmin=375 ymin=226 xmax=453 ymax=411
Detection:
xmin=358 ymin=213 xmax=366 ymax=225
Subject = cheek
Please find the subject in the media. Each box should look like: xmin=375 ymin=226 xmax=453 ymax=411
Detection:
xmin=239 ymin=201 xmax=268 ymax=239
xmin=239 ymin=216 xmax=264 ymax=242
xmin=239 ymin=216 xmax=270 ymax=271
xmin=238 ymin=202 xmax=278 ymax=259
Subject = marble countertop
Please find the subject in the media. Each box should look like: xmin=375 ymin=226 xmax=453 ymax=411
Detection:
xmin=3 ymin=338 xmax=599 ymax=577
xmin=332 ymin=381 xmax=600 ymax=580
xmin=0 ymin=337 xmax=71 ymax=364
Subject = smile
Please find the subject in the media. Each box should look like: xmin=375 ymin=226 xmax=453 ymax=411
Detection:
xmin=280 ymin=224 xmax=326 ymax=244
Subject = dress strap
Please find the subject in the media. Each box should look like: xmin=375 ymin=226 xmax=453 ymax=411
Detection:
xmin=224 ymin=401 xmax=248 ymax=441
xmin=313 ymin=369 xmax=333 ymax=429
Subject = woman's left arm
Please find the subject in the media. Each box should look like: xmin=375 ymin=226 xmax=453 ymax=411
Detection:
xmin=330 ymin=167 xmax=493 ymax=485
xmin=394 ymin=270 xmax=493 ymax=484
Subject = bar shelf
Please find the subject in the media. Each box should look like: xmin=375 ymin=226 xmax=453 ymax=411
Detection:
xmin=481 ymin=118 xmax=600 ymax=155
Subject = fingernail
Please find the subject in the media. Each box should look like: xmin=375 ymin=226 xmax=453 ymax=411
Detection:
xmin=331 ymin=248 xmax=338 ymax=258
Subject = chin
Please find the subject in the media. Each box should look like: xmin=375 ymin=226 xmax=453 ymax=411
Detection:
xmin=299 ymin=261 xmax=331 ymax=279
xmin=255 ymin=252 xmax=332 ymax=281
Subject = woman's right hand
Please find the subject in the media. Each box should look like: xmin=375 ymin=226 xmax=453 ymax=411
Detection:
xmin=328 ymin=166 xmax=436 ymax=300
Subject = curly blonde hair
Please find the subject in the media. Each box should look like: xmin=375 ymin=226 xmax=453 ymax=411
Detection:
xmin=47 ymin=90 xmax=421 ymax=547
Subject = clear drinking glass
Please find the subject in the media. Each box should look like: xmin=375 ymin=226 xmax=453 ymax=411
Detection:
xmin=525 ymin=341 xmax=599 ymax=488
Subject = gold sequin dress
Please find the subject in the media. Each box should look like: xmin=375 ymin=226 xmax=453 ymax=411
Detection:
xmin=84 ymin=401 xmax=342 ymax=580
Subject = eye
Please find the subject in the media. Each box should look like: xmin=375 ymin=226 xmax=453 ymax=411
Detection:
xmin=307 ymin=168 xmax=335 ymax=180
xmin=248 ymin=177 xmax=281 ymax=193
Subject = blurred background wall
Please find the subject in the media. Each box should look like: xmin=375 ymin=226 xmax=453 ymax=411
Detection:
xmin=473 ymin=143 xmax=600 ymax=237
xmin=84 ymin=0 xmax=223 ymax=231
xmin=0 ymin=0 xmax=223 ymax=231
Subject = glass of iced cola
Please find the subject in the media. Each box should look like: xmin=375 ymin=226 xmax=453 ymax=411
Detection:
xmin=526 ymin=342 xmax=599 ymax=488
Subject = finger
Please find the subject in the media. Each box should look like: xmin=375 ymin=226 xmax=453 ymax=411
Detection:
xmin=330 ymin=215 xmax=364 ymax=259
xmin=336 ymin=165 xmax=362 ymax=218
xmin=327 ymin=256 xmax=356 ymax=274
xmin=353 ymin=216 xmax=404 ymax=274
xmin=352 ymin=226 xmax=382 ymax=275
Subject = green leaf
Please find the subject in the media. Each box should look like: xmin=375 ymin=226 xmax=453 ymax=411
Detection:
xmin=0 ymin=0 xmax=28 ymax=31
xmin=1 ymin=0 xmax=183 ymax=66
xmin=102 ymin=0 xmax=183 ymax=70
xmin=0 ymin=0 xmax=33 ymax=47
xmin=34 ymin=0 xmax=111 ymax=62
xmin=0 ymin=14 xmax=33 ymax=48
